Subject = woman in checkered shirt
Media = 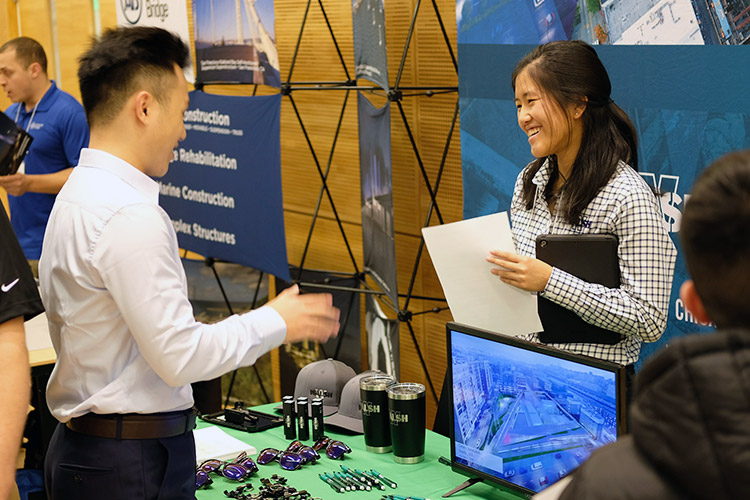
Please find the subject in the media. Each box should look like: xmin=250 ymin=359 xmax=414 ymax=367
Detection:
xmin=486 ymin=40 xmax=676 ymax=375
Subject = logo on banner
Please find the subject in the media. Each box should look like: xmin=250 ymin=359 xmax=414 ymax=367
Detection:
xmin=120 ymin=0 xmax=142 ymax=24
xmin=640 ymin=173 xmax=689 ymax=233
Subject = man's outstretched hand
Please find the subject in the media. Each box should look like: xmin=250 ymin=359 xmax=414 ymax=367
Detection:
xmin=267 ymin=284 xmax=341 ymax=344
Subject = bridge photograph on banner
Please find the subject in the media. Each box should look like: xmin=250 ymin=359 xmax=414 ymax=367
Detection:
xmin=192 ymin=0 xmax=280 ymax=86
xmin=456 ymin=0 xmax=750 ymax=364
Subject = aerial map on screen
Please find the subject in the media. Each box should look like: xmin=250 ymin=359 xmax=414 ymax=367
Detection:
xmin=450 ymin=329 xmax=618 ymax=493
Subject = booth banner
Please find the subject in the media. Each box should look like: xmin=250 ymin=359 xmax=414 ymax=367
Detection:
xmin=352 ymin=0 xmax=389 ymax=91
xmin=159 ymin=91 xmax=291 ymax=282
xmin=456 ymin=0 xmax=750 ymax=365
xmin=358 ymin=92 xmax=398 ymax=310
xmin=116 ymin=0 xmax=194 ymax=83
xmin=365 ymin=294 xmax=399 ymax=379
xmin=192 ymin=0 xmax=280 ymax=86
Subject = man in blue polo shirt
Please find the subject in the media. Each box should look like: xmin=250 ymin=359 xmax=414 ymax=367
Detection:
xmin=0 ymin=37 xmax=89 ymax=270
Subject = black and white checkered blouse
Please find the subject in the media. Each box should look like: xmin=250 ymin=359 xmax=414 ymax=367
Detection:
xmin=511 ymin=159 xmax=677 ymax=365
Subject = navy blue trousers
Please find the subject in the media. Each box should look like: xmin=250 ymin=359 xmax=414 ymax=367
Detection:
xmin=44 ymin=423 xmax=196 ymax=500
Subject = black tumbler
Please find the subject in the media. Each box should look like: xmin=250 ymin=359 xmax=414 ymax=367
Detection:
xmin=282 ymin=397 xmax=296 ymax=439
xmin=387 ymin=383 xmax=426 ymax=464
xmin=360 ymin=374 xmax=396 ymax=453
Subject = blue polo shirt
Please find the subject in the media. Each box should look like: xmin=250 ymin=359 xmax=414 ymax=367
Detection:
xmin=6 ymin=81 xmax=89 ymax=259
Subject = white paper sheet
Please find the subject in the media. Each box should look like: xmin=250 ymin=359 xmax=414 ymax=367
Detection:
xmin=194 ymin=426 xmax=257 ymax=464
xmin=422 ymin=212 xmax=543 ymax=336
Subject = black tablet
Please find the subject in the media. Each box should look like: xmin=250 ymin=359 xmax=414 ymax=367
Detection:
xmin=535 ymin=234 xmax=622 ymax=344
xmin=0 ymin=111 xmax=33 ymax=177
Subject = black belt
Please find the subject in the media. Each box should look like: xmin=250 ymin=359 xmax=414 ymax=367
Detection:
xmin=66 ymin=409 xmax=196 ymax=440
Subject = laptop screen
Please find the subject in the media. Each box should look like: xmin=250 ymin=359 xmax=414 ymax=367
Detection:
xmin=447 ymin=322 xmax=625 ymax=495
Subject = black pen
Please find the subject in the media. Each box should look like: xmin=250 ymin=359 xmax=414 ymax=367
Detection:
xmin=344 ymin=472 xmax=372 ymax=491
xmin=326 ymin=473 xmax=351 ymax=491
xmin=323 ymin=472 xmax=346 ymax=491
xmin=361 ymin=469 xmax=386 ymax=490
xmin=343 ymin=471 xmax=371 ymax=490
xmin=353 ymin=473 xmax=373 ymax=489
xmin=319 ymin=473 xmax=345 ymax=493
xmin=333 ymin=472 xmax=354 ymax=490
xmin=340 ymin=465 xmax=367 ymax=483
xmin=370 ymin=469 xmax=398 ymax=489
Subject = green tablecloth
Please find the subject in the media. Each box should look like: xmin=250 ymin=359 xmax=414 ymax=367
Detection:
xmin=195 ymin=403 xmax=523 ymax=500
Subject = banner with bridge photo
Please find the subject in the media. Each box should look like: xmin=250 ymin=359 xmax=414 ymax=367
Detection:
xmin=158 ymin=91 xmax=290 ymax=281
xmin=192 ymin=0 xmax=281 ymax=86
xmin=358 ymin=92 xmax=400 ymax=377
xmin=352 ymin=0 xmax=389 ymax=91
xmin=456 ymin=0 xmax=750 ymax=364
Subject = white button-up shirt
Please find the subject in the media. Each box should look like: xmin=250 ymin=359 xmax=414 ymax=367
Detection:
xmin=40 ymin=148 xmax=286 ymax=422
xmin=512 ymin=159 xmax=677 ymax=366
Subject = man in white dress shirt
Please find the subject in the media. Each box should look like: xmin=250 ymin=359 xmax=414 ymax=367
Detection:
xmin=39 ymin=26 xmax=340 ymax=499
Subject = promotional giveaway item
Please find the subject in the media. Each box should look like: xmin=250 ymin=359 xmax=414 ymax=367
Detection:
xmin=291 ymin=358 xmax=356 ymax=416
xmin=326 ymin=370 xmax=382 ymax=434
xmin=282 ymin=396 xmax=296 ymax=439
xmin=387 ymin=383 xmax=426 ymax=464
xmin=360 ymin=374 xmax=397 ymax=453
xmin=312 ymin=436 xmax=352 ymax=460
xmin=296 ymin=396 xmax=309 ymax=441
xmin=311 ymin=398 xmax=324 ymax=440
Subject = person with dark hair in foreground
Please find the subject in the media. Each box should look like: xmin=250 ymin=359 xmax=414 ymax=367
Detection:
xmin=487 ymin=40 xmax=676 ymax=393
xmin=535 ymin=150 xmax=750 ymax=500
xmin=40 ymin=27 xmax=340 ymax=499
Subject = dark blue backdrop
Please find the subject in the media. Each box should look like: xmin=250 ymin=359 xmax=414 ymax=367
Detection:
xmin=159 ymin=91 xmax=291 ymax=282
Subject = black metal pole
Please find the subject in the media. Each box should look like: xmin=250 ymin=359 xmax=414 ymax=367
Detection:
xmin=394 ymin=0 xmax=422 ymax=90
xmin=287 ymin=94 xmax=361 ymax=276
xmin=403 ymin=99 xmax=459 ymax=312
xmin=206 ymin=259 xmax=270 ymax=406
xmin=317 ymin=0 xmax=352 ymax=81
xmin=403 ymin=318 xmax=438 ymax=405
xmin=430 ymin=0 xmax=458 ymax=73
xmin=297 ymin=90 xmax=351 ymax=281
xmin=286 ymin=0 xmax=313 ymax=83
xmin=394 ymin=99 xmax=444 ymax=225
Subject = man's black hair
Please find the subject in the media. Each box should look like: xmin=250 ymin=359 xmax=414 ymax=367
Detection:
xmin=77 ymin=26 xmax=189 ymax=127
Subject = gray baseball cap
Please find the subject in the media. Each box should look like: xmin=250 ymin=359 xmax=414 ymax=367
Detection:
xmin=293 ymin=359 xmax=356 ymax=416
xmin=324 ymin=370 xmax=385 ymax=434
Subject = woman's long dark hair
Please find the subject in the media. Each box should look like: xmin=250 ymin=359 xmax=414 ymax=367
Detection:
xmin=511 ymin=40 xmax=639 ymax=225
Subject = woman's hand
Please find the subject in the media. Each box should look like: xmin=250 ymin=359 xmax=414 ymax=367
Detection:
xmin=487 ymin=250 xmax=552 ymax=292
